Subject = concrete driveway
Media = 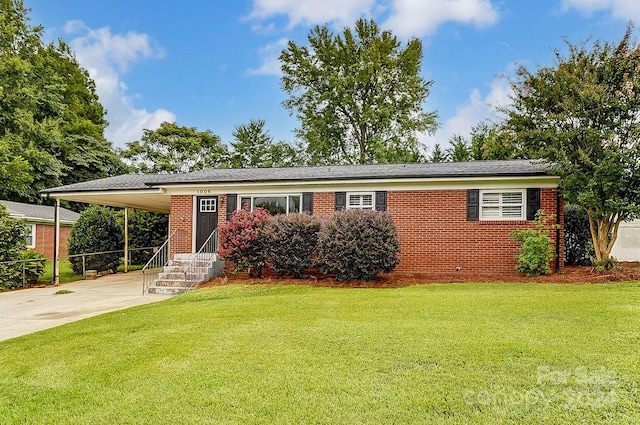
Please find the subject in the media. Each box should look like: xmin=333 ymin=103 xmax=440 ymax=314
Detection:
xmin=0 ymin=271 xmax=170 ymax=342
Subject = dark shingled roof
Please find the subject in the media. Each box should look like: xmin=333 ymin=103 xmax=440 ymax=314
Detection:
xmin=40 ymin=160 xmax=552 ymax=194
xmin=40 ymin=173 xmax=170 ymax=194
xmin=1 ymin=200 xmax=80 ymax=224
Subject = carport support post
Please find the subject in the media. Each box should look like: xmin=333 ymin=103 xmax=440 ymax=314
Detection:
xmin=53 ymin=198 xmax=60 ymax=286
xmin=124 ymin=207 xmax=129 ymax=273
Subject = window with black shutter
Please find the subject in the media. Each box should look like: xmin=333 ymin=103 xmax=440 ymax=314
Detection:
xmin=467 ymin=189 xmax=479 ymax=221
xmin=526 ymin=188 xmax=541 ymax=220
xmin=375 ymin=191 xmax=387 ymax=212
xmin=335 ymin=192 xmax=346 ymax=211
xmin=226 ymin=193 xmax=237 ymax=221
xmin=302 ymin=192 xmax=313 ymax=214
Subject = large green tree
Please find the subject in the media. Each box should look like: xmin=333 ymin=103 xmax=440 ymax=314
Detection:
xmin=0 ymin=0 xmax=121 ymax=203
xmin=502 ymin=26 xmax=640 ymax=263
xmin=446 ymin=135 xmax=472 ymax=162
xmin=44 ymin=41 xmax=124 ymax=186
xmin=120 ymin=122 xmax=229 ymax=173
xmin=230 ymin=118 xmax=299 ymax=168
xmin=428 ymin=143 xmax=449 ymax=163
xmin=280 ymin=18 xmax=437 ymax=165
xmin=469 ymin=122 xmax=521 ymax=160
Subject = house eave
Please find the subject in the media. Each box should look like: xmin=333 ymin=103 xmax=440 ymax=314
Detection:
xmin=40 ymin=188 xmax=170 ymax=214
xmin=161 ymin=175 xmax=561 ymax=195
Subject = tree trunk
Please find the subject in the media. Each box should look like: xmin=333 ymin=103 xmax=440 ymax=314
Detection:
xmin=588 ymin=211 xmax=624 ymax=263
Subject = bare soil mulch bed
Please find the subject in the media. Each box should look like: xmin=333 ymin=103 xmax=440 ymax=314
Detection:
xmin=200 ymin=262 xmax=640 ymax=289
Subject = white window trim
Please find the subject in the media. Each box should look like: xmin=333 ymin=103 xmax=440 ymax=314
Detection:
xmin=25 ymin=224 xmax=36 ymax=248
xmin=479 ymin=189 xmax=525 ymax=221
xmin=238 ymin=194 xmax=302 ymax=215
xmin=347 ymin=192 xmax=375 ymax=210
xmin=199 ymin=198 xmax=217 ymax=213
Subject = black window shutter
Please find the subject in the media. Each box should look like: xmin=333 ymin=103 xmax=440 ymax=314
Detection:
xmin=375 ymin=191 xmax=387 ymax=212
xmin=226 ymin=193 xmax=237 ymax=221
xmin=467 ymin=189 xmax=479 ymax=221
xmin=335 ymin=192 xmax=346 ymax=211
xmin=527 ymin=188 xmax=541 ymax=221
xmin=302 ymin=192 xmax=313 ymax=214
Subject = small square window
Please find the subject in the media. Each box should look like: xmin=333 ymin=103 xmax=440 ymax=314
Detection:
xmin=480 ymin=191 xmax=524 ymax=220
xmin=347 ymin=193 xmax=374 ymax=209
xmin=200 ymin=198 xmax=217 ymax=213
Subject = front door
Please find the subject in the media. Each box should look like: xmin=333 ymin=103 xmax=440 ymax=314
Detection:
xmin=196 ymin=196 xmax=218 ymax=251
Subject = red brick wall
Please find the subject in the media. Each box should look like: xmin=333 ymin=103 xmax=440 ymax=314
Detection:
xmin=387 ymin=188 xmax=563 ymax=275
xmin=302 ymin=188 xmax=562 ymax=275
xmin=176 ymin=189 xmax=564 ymax=275
xmin=313 ymin=192 xmax=335 ymax=216
xmin=33 ymin=224 xmax=72 ymax=259
xmin=169 ymin=195 xmax=193 ymax=256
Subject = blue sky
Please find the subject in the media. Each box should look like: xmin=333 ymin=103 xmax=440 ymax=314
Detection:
xmin=23 ymin=0 xmax=639 ymax=151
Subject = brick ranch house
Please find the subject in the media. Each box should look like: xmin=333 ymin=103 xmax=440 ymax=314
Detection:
xmin=40 ymin=160 xmax=563 ymax=280
xmin=0 ymin=200 xmax=79 ymax=259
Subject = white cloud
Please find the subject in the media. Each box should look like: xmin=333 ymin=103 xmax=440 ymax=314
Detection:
xmin=64 ymin=20 xmax=176 ymax=147
xmin=246 ymin=0 xmax=499 ymax=38
xmin=561 ymin=0 xmax=640 ymax=21
xmin=384 ymin=0 xmax=499 ymax=38
xmin=424 ymin=77 xmax=512 ymax=148
xmin=246 ymin=0 xmax=376 ymax=28
xmin=246 ymin=38 xmax=289 ymax=76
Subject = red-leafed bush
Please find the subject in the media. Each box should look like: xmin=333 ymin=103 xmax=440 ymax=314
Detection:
xmin=261 ymin=213 xmax=322 ymax=278
xmin=316 ymin=209 xmax=400 ymax=281
xmin=218 ymin=207 xmax=270 ymax=276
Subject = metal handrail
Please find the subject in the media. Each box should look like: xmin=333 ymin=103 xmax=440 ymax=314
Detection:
xmin=142 ymin=229 xmax=180 ymax=294
xmin=67 ymin=247 xmax=158 ymax=278
xmin=0 ymin=258 xmax=48 ymax=288
xmin=0 ymin=247 xmax=159 ymax=289
xmin=183 ymin=229 xmax=219 ymax=290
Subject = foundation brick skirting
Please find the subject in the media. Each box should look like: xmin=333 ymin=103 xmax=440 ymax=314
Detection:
xmin=173 ymin=188 xmax=564 ymax=276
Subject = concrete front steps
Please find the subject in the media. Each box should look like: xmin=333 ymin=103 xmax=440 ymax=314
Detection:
xmin=147 ymin=253 xmax=224 ymax=295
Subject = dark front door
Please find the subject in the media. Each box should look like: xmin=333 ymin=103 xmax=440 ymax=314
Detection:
xmin=196 ymin=196 xmax=218 ymax=251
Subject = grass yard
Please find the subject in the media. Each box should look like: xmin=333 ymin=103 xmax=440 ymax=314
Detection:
xmin=0 ymin=282 xmax=639 ymax=424
xmin=38 ymin=259 xmax=83 ymax=285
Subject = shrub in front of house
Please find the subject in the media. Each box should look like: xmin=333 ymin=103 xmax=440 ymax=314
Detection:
xmin=0 ymin=204 xmax=27 ymax=290
xmin=218 ymin=207 xmax=270 ymax=276
xmin=316 ymin=209 xmax=400 ymax=281
xmin=117 ymin=209 xmax=169 ymax=265
xmin=564 ymin=204 xmax=594 ymax=266
xmin=68 ymin=205 xmax=124 ymax=274
xmin=510 ymin=211 xmax=555 ymax=277
xmin=19 ymin=250 xmax=46 ymax=284
xmin=261 ymin=213 xmax=322 ymax=278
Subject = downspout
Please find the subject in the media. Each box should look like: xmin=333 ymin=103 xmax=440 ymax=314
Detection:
xmin=555 ymin=189 xmax=561 ymax=273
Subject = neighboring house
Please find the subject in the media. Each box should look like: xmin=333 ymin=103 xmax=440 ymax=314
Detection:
xmin=40 ymin=160 xmax=563 ymax=275
xmin=610 ymin=220 xmax=640 ymax=261
xmin=0 ymin=200 xmax=79 ymax=259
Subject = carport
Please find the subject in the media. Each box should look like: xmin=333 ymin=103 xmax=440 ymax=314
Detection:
xmin=40 ymin=174 xmax=173 ymax=285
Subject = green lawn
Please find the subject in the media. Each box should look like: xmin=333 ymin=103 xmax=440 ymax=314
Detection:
xmin=1 ymin=282 xmax=639 ymax=424
xmin=38 ymin=259 xmax=84 ymax=285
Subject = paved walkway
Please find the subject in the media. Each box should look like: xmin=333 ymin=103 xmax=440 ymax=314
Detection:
xmin=0 ymin=271 xmax=170 ymax=342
